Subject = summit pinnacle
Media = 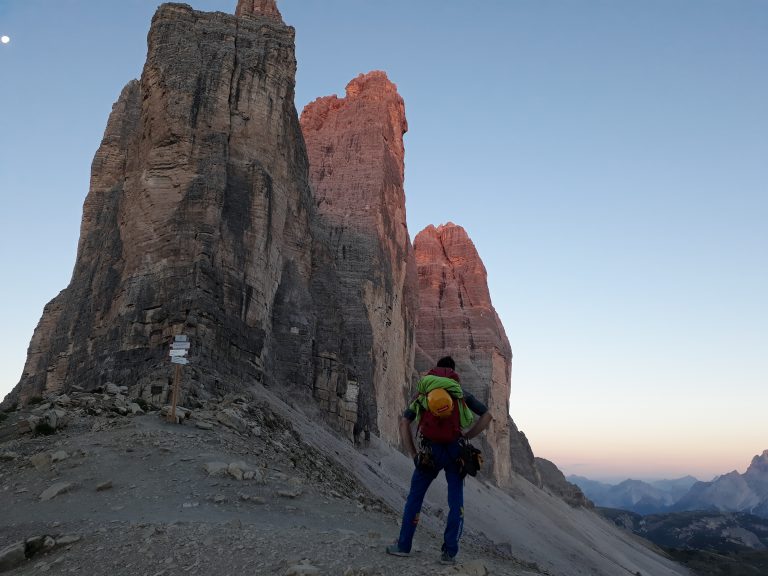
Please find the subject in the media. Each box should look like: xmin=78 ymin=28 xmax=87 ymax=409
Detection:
xmin=235 ymin=0 xmax=283 ymax=22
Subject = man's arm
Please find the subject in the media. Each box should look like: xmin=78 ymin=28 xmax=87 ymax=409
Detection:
xmin=463 ymin=412 xmax=492 ymax=440
xmin=399 ymin=416 xmax=418 ymax=458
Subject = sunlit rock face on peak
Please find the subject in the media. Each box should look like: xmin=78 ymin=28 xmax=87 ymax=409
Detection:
xmin=413 ymin=223 xmax=522 ymax=487
xmin=412 ymin=223 xmax=588 ymax=504
xmin=235 ymin=0 xmax=283 ymax=22
xmin=301 ymin=70 xmax=417 ymax=445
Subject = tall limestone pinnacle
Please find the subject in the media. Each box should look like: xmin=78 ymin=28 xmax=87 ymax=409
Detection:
xmin=235 ymin=0 xmax=283 ymax=22
xmin=5 ymin=3 xmax=313 ymax=408
xmin=413 ymin=223 xmax=588 ymax=504
xmin=413 ymin=222 xmax=521 ymax=486
xmin=301 ymin=71 xmax=418 ymax=444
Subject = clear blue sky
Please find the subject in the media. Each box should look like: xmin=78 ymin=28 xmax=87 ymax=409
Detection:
xmin=1 ymin=0 xmax=766 ymax=480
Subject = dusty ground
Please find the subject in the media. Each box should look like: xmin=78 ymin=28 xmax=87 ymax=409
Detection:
xmin=0 ymin=392 xmax=540 ymax=576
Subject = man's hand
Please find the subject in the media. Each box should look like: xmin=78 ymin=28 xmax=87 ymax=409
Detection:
xmin=463 ymin=412 xmax=492 ymax=441
xmin=399 ymin=416 xmax=418 ymax=459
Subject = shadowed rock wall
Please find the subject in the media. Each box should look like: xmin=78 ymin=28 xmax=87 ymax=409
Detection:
xmin=6 ymin=1 xmax=316 ymax=407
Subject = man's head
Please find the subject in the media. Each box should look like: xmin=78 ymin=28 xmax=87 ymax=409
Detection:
xmin=436 ymin=356 xmax=455 ymax=370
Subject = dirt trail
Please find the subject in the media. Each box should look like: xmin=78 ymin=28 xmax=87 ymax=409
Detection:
xmin=0 ymin=393 xmax=539 ymax=576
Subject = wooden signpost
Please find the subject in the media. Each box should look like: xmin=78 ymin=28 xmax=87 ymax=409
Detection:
xmin=167 ymin=335 xmax=189 ymax=423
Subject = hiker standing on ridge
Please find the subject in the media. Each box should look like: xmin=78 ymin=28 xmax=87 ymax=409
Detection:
xmin=386 ymin=355 xmax=492 ymax=564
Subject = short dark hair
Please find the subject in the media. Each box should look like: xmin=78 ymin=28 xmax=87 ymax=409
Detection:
xmin=436 ymin=356 xmax=455 ymax=370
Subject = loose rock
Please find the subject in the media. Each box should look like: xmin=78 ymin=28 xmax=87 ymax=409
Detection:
xmin=216 ymin=409 xmax=248 ymax=433
xmin=25 ymin=535 xmax=55 ymax=556
xmin=50 ymin=450 xmax=69 ymax=463
xmin=39 ymin=482 xmax=75 ymax=502
xmin=30 ymin=453 xmax=51 ymax=471
xmin=18 ymin=416 xmax=40 ymax=434
xmin=228 ymin=461 xmax=250 ymax=481
xmin=284 ymin=564 xmax=320 ymax=576
xmin=0 ymin=541 xmax=26 ymax=572
xmin=203 ymin=462 xmax=229 ymax=477
xmin=462 ymin=560 xmax=490 ymax=576
xmin=55 ymin=534 xmax=81 ymax=546
xmin=277 ymin=487 xmax=303 ymax=499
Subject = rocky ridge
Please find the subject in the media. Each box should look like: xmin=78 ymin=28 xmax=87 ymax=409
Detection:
xmin=673 ymin=451 xmax=768 ymax=517
xmin=1 ymin=383 xmax=689 ymax=576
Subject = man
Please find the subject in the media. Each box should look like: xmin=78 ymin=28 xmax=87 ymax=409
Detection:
xmin=386 ymin=356 xmax=492 ymax=564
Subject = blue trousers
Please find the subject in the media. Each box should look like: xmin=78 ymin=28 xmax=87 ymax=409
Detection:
xmin=397 ymin=441 xmax=464 ymax=557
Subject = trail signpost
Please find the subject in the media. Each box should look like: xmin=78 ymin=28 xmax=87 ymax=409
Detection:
xmin=168 ymin=335 xmax=189 ymax=423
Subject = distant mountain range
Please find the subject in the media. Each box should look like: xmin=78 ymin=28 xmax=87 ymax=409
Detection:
xmin=568 ymin=474 xmax=699 ymax=514
xmin=600 ymin=508 xmax=768 ymax=552
xmin=598 ymin=508 xmax=768 ymax=576
xmin=569 ymin=449 xmax=768 ymax=517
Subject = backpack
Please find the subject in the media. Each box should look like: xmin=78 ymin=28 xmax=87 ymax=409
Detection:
xmin=418 ymin=391 xmax=463 ymax=444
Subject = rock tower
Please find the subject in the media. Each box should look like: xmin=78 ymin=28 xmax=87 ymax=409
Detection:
xmin=7 ymin=2 xmax=316 ymax=407
xmin=301 ymin=71 xmax=418 ymax=443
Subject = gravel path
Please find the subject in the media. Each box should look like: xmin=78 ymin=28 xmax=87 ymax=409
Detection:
xmin=1 ymin=393 xmax=539 ymax=576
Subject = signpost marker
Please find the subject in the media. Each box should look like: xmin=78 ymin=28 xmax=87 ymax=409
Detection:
xmin=167 ymin=335 xmax=190 ymax=423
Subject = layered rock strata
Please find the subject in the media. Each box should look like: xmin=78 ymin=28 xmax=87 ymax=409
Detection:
xmin=413 ymin=223 xmax=587 ymax=502
xmin=413 ymin=223 xmax=522 ymax=486
xmin=301 ymin=72 xmax=418 ymax=444
xmin=5 ymin=2 xmax=317 ymax=408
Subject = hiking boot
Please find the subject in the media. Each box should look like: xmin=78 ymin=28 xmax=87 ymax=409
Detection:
xmin=385 ymin=544 xmax=410 ymax=557
xmin=439 ymin=551 xmax=457 ymax=565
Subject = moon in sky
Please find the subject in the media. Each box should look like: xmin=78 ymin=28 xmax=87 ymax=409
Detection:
xmin=0 ymin=36 xmax=10 ymax=44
